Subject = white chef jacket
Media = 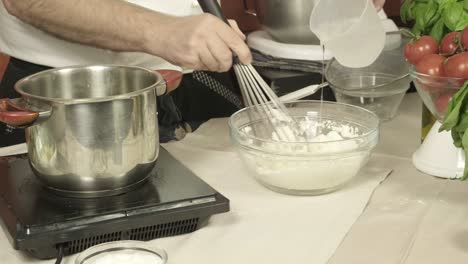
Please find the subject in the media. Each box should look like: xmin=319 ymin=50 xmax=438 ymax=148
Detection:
xmin=0 ymin=0 xmax=203 ymax=71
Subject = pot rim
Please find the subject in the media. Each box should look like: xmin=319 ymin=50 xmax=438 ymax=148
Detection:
xmin=14 ymin=64 xmax=164 ymax=104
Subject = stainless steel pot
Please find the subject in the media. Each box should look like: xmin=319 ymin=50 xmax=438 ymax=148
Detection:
xmin=0 ymin=65 xmax=182 ymax=197
xmin=244 ymin=0 xmax=320 ymax=45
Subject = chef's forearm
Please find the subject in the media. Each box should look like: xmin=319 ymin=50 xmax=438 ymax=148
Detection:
xmin=2 ymin=0 xmax=169 ymax=54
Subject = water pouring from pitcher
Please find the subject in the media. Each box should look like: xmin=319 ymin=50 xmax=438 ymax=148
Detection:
xmin=310 ymin=0 xmax=386 ymax=68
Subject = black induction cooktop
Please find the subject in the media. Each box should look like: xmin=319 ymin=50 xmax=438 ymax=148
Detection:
xmin=0 ymin=148 xmax=229 ymax=259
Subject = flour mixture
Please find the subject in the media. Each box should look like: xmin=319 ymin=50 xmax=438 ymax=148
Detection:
xmin=239 ymin=118 xmax=370 ymax=194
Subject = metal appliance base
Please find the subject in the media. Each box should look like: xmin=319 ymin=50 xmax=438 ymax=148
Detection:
xmin=0 ymin=147 xmax=229 ymax=259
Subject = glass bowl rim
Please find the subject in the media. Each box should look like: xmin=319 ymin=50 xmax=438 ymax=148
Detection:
xmin=228 ymin=100 xmax=380 ymax=146
xmin=326 ymin=70 xmax=410 ymax=92
xmin=409 ymin=65 xmax=467 ymax=81
xmin=74 ymin=240 xmax=167 ymax=264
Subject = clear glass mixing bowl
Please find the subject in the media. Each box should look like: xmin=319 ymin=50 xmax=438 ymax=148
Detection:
xmin=229 ymin=101 xmax=379 ymax=195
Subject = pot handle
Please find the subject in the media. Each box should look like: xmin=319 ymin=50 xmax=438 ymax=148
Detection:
xmin=0 ymin=98 xmax=39 ymax=127
xmin=242 ymin=0 xmax=257 ymax=16
xmin=156 ymin=70 xmax=183 ymax=95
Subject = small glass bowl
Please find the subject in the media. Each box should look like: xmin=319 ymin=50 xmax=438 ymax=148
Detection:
xmin=75 ymin=241 xmax=167 ymax=264
xmin=325 ymin=31 xmax=412 ymax=121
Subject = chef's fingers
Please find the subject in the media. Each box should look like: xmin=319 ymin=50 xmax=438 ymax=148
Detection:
xmin=216 ymin=24 xmax=252 ymax=65
xmin=183 ymin=54 xmax=206 ymax=72
xmin=228 ymin=19 xmax=246 ymax=41
xmin=207 ymin=36 xmax=233 ymax=72
xmin=199 ymin=44 xmax=222 ymax=72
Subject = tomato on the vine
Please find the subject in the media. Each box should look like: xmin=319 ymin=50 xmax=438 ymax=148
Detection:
xmin=443 ymin=52 xmax=468 ymax=79
xmin=415 ymin=54 xmax=446 ymax=92
xmin=461 ymin=26 xmax=468 ymax=50
xmin=404 ymin=36 xmax=439 ymax=65
xmin=440 ymin=32 xmax=460 ymax=55
xmin=415 ymin=54 xmax=446 ymax=76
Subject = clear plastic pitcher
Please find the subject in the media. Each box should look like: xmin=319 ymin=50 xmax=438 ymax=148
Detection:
xmin=310 ymin=0 xmax=385 ymax=68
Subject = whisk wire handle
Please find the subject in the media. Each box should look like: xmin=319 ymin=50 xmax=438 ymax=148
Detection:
xmin=197 ymin=0 xmax=229 ymax=24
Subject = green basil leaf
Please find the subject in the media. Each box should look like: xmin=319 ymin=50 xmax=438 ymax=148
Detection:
xmin=452 ymin=129 xmax=462 ymax=147
xmin=411 ymin=26 xmax=423 ymax=37
xmin=452 ymin=81 xmax=468 ymax=106
xmin=408 ymin=2 xmax=417 ymax=21
xmin=454 ymin=11 xmax=468 ymax=30
xmin=452 ymin=81 xmax=468 ymax=102
xmin=401 ymin=0 xmax=415 ymax=23
xmin=427 ymin=12 xmax=441 ymax=28
xmin=438 ymin=0 xmax=458 ymax=11
xmin=440 ymin=82 xmax=468 ymax=131
xmin=455 ymin=115 xmax=468 ymax=133
xmin=443 ymin=2 xmax=464 ymax=31
xmin=425 ymin=0 xmax=441 ymax=27
xmin=429 ymin=18 xmax=446 ymax=43
xmin=445 ymin=82 xmax=468 ymax=111
xmin=415 ymin=3 xmax=429 ymax=31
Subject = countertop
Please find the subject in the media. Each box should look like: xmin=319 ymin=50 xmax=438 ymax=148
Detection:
xmin=3 ymin=92 xmax=468 ymax=263
xmin=330 ymin=93 xmax=468 ymax=264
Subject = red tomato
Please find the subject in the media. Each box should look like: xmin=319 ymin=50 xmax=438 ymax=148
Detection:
xmin=415 ymin=54 xmax=446 ymax=92
xmin=440 ymin=32 xmax=460 ymax=55
xmin=443 ymin=52 xmax=468 ymax=78
xmin=434 ymin=93 xmax=452 ymax=114
xmin=415 ymin=54 xmax=446 ymax=76
xmin=404 ymin=36 xmax=439 ymax=65
xmin=462 ymin=26 xmax=468 ymax=50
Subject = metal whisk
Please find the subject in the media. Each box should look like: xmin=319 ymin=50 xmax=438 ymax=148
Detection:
xmin=233 ymin=63 xmax=300 ymax=142
xmin=197 ymin=0 xmax=300 ymax=142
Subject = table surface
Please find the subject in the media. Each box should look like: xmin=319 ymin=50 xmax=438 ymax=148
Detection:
xmin=3 ymin=92 xmax=468 ymax=264
xmin=330 ymin=93 xmax=468 ymax=264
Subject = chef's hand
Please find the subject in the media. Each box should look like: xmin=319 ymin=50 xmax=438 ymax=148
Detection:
xmin=150 ymin=14 xmax=252 ymax=72
xmin=373 ymin=0 xmax=385 ymax=11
